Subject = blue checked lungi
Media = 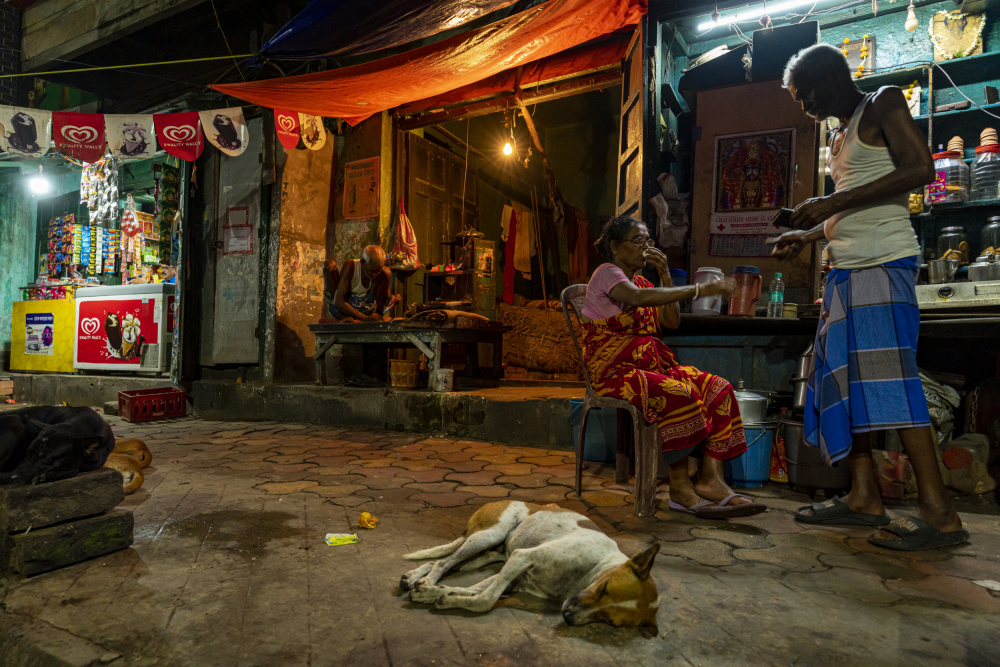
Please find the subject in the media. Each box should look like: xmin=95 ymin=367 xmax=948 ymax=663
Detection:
xmin=804 ymin=256 xmax=930 ymax=464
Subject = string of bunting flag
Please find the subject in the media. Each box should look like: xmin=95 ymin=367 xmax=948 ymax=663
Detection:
xmin=0 ymin=105 xmax=250 ymax=162
xmin=1 ymin=104 xmax=331 ymax=162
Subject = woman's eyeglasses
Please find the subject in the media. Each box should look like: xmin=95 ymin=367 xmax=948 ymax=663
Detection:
xmin=627 ymin=235 xmax=654 ymax=248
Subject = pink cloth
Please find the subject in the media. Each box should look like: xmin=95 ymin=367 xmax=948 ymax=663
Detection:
xmin=582 ymin=263 xmax=630 ymax=320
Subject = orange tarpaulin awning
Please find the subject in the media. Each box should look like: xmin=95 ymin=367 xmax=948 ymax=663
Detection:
xmin=212 ymin=0 xmax=646 ymax=126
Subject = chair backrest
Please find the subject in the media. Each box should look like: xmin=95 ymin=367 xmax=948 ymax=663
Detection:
xmin=560 ymin=284 xmax=596 ymax=393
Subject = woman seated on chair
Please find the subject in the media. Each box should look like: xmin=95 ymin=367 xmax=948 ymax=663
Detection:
xmin=579 ymin=215 xmax=766 ymax=518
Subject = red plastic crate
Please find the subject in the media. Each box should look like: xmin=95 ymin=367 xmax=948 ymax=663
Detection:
xmin=119 ymin=387 xmax=186 ymax=423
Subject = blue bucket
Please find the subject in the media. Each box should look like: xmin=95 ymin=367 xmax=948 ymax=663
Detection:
xmin=568 ymin=399 xmax=617 ymax=463
xmin=724 ymin=422 xmax=775 ymax=487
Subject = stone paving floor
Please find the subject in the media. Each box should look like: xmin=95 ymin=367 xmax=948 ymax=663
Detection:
xmin=1 ymin=414 xmax=999 ymax=666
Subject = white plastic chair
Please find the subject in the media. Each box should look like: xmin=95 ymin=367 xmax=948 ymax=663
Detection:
xmin=561 ymin=284 xmax=660 ymax=517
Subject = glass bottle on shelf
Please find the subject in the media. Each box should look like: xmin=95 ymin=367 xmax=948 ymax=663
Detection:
xmin=981 ymin=216 xmax=1000 ymax=256
xmin=938 ymin=226 xmax=969 ymax=264
xmin=928 ymin=151 xmax=969 ymax=204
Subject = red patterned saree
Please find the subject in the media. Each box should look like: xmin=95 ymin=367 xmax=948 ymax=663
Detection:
xmin=581 ymin=275 xmax=747 ymax=459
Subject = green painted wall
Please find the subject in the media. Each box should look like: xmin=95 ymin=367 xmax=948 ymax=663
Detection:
xmin=0 ymin=170 xmax=81 ymax=362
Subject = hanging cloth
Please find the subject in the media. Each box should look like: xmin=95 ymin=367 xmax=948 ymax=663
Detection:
xmin=502 ymin=209 xmax=518 ymax=304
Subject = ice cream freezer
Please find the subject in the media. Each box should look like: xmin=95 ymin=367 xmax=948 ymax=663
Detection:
xmin=73 ymin=283 xmax=175 ymax=373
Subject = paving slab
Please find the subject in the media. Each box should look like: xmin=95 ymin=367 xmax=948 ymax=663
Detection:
xmin=0 ymin=410 xmax=997 ymax=666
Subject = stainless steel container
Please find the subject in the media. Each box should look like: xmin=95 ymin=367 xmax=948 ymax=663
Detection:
xmin=779 ymin=417 xmax=851 ymax=494
xmin=734 ymin=390 xmax=768 ymax=424
xmin=791 ymin=377 xmax=809 ymax=413
xmin=928 ymin=258 xmax=960 ymax=284
xmin=969 ymin=253 xmax=1000 ymax=282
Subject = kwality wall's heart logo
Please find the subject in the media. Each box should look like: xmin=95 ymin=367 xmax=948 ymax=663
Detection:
xmin=53 ymin=111 xmax=106 ymax=162
xmin=162 ymin=125 xmax=196 ymax=143
xmin=274 ymin=109 xmax=301 ymax=151
xmin=60 ymin=125 xmax=98 ymax=144
xmin=154 ymin=112 xmax=204 ymax=161
xmin=80 ymin=317 xmax=101 ymax=335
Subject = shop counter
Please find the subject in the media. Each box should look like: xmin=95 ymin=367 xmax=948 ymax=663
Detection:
xmin=10 ymin=299 xmax=77 ymax=373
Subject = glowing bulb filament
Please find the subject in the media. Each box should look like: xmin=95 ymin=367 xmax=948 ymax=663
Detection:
xmin=503 ymin=142 xmax=513 ymax=156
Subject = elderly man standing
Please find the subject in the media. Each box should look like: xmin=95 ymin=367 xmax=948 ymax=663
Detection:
xmin=330 ymin=245 xmax=393 ymax=322
xmin=772 ymin=44 xmax=967 ymax=551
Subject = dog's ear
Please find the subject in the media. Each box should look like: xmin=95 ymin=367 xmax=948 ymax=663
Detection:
xmin=628 ymin=542 xmax=660 ymax=579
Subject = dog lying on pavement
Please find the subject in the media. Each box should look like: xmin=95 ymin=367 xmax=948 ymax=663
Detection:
xmin=400 ymin=500 xmax=660 ymax=634
xmin=0 ymin=406 xmax=115 ymax=485
xmin=103 ymin=438 xmax=153 ymax=495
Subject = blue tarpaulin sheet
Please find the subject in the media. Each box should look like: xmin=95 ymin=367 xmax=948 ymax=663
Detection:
xmin=255 ymin=0 xmax=530 ymax=62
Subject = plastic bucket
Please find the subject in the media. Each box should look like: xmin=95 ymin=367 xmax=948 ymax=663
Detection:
xmin=568 ymin=399 xmax=617 ymax=463
xmin=432 ymin=368 xmax=454 ymax=393
xmin=724 ymin=422 xmax=775 ymax=487
xmin=389 ymin=359 xmax=419 ymax=390
xmin=691 ymin=267 xmax=724 ymax=315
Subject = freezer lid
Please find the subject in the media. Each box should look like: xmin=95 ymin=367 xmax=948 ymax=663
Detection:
xmin=75 ymin=283 xmax=175 ymax=298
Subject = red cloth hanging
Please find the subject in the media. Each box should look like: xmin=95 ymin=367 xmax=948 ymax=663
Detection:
xmin=211 ymin=0 xmax=645 ymax=126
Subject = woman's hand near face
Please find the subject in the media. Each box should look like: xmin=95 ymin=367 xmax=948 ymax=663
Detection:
xmin=697 ymin=276 xmax=736 ymax=297
xmin=642 ymin=246 xmax=670 ymax=280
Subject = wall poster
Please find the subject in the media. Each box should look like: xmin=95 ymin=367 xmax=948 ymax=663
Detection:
xmin=344 ymin=157 xmax=380 ymax=220
xmin=223 ymin=206 xmax=253 ymax=255
xmin=710 ymin=128 xmax=795 ymax=257
xmin=25 ymin=313 xmax=54 ymax=355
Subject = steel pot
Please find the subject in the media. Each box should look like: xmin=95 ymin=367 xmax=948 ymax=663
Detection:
xmin=969 ymin=253 xmax=1000 ymax=282
xmin=734 ymin=390 xmax=768 ymax=424
xmin=928 ymin=258 xmax=960 ymax=284
xmin=791 ymin=377 xmax=809 ymax=413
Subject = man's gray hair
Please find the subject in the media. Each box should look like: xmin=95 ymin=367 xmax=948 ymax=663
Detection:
xmin=783 ymin=43 xmax=852 ymax=89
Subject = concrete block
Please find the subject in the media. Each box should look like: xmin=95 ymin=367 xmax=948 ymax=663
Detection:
xmin=1 ymin=509 xmax=133 ymax=576
xmin=0 ymin=380 xmax=13 ymax=396
xmin=0 ymin=468 xmax=124 ymax=533
xmin=102 ymin=400 xmax=119 ymax=416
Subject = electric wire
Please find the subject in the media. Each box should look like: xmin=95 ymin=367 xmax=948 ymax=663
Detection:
xmin=209 ymin=0 xmax=246 ymax=82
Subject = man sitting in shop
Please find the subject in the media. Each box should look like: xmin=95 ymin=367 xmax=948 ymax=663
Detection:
xmin=326 ymin=245 xmax=393 ymax=322
xmin=772 ymin=44 xmax=967 ymax=550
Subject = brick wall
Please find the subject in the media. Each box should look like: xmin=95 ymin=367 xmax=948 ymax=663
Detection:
xmin=0 ymin=4 xmax=21 ymax=105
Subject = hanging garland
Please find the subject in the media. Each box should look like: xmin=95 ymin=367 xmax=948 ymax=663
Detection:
xmin=928 ymin=10 xmax=985 ymax=60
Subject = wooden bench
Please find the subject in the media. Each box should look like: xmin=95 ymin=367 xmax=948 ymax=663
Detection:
xmin=308 ymin=321 xmax=505 ymax=389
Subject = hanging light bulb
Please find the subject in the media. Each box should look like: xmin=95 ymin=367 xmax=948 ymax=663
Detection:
xmin=28 ymin=165 xmax=49 ymax=195
xmin=503 ymin=141 xmax=513 ymax=156
xmin=904 ymin=1 xmax=919 ymax=32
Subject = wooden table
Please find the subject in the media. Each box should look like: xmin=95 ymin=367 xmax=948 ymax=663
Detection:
xmin=308 ymin=321 xmax=506 ymax=388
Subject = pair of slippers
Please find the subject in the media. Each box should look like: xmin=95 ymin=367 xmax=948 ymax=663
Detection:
xmin=795 ymin=497 xmax=970 ymax=551
xmin=668 ymin=493 xmax=767 ymax=519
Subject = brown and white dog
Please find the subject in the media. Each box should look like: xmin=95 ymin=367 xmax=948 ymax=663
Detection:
xmin=400 ymin=500 xmax=660 ymax=634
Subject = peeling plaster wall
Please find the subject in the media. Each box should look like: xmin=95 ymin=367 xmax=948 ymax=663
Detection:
xmin=275 ymin=141 xmax=336 ymax=382
xmin=0 ymin=176 xmax=35 ymax=367
xmin=330 ymin=115 xmax=383 ymax=271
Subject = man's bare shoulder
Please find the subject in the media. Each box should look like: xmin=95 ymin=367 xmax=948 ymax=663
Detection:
xmin=870 ymin=85 xmax=910 ymax=113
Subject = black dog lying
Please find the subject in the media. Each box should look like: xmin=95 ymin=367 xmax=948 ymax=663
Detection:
xmin=0 ymin=406 xmax=115 ymax=485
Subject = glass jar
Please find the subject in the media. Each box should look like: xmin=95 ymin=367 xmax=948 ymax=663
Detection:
xmin=971 ymin=145 xmax=1000 ymax=201
xmin=938 ymin=226 xmax=969 ymax=263
xmin=928 ymin=151 xmax=970 ymax=204
xmin=981 ymin=216 xmax=1000 ymax=256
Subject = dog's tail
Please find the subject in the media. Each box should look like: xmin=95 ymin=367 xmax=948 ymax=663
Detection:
xmin=402 ymin=537 xmax=465 ymax=560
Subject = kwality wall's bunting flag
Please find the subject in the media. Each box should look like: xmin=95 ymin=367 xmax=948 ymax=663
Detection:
xmin=53 ymin=112 xmax=106 ymax=163
xmin=105 ymin=114 xmax=157 ymax=161
xmin=0 ymin=105 xmax=52 ymax=157
xmin=154 ymin=112 xmax=204 ymax=161
xmin=199 ymin=107 xmax=248 ymax=157
xmin=273 ymin=109 xmax=300 ymax=150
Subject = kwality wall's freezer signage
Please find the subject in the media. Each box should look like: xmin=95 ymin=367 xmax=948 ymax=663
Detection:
xmin=77 ymin=298 xmax=159 ymax=366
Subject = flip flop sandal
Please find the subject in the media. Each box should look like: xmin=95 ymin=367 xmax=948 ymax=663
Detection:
xmin=699 ymin=493 xmax=767 ymax=519
xmin=794 ymin=496 xmax=890 ymax=526
xmin=668 ymin=499 xmax=719 ymax=518
xmin=869 ymin=516 xmax=970 ymax=552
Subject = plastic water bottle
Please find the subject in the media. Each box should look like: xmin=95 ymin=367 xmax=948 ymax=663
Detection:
xmin=766 ymin=273 xmax=785 ymax=318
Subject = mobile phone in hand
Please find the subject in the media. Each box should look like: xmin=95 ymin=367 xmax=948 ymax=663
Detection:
xmin=770 ymin=207 xmax=794 ymax=230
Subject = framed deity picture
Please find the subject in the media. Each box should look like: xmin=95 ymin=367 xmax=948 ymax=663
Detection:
xmin=710 ymin=128 xmax=796 ymax=257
